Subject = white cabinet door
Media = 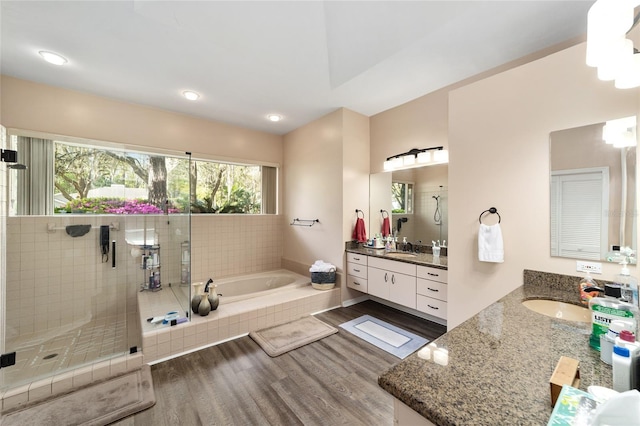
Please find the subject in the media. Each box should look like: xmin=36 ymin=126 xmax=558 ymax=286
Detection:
xmin=367 ymin=266 xmax=390 ymax=300
xmin=389 ymin=272 xmax=416 ymax=309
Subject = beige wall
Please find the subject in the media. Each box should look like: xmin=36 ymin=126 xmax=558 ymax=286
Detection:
xmin=447 ymin=43 xmax=638 ymax=328
xmin=370 ymin=42 xmax=639 ymax=329
xmin=370 ymin=88 xmax=449 ymax=174
xmin=283 ymin=108 xmax=370 ymax=302
xmin=0 ymin=75 xmax=283 ymax=165
xmin=342 ymin=109 xmax=371 ymax=300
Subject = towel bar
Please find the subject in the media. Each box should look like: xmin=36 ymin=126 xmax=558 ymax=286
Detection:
xmin=290 ymin=218 xmax=319 ymax=227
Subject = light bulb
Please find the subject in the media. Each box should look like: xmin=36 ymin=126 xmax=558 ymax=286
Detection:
xmin=39 ymin=51 xmax=67 ymax=65
xmin=182 ymin=91 xmax=200 ymax=101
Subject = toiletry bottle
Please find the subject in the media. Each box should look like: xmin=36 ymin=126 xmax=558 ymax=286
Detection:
xmin=579 ymin=271 xmax=599 ymax=306
xmin=589 ymin=284 xmax=639 ymax=350
xmin=615 ymin=330 xmax=640 ymax=389
xmin=600 ymin=320 xmax=634 ymax=365
xmin=613 ymin=345 xmax=633 ymax=391
xmin=618 ymin=259 xmax=639 ymax=307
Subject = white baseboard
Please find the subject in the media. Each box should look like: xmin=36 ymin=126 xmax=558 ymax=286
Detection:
xmin=342 ymin=295 xmax=370 ymax=307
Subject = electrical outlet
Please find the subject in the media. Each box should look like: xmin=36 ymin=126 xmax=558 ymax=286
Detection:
xmin=576 ymin=260 xmax=602 ymax=274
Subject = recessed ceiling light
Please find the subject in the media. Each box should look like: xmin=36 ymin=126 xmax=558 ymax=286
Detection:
xmin=267 ymin=114 xmax=282 ymax=122
xmin=39 ymin=51 xmax=67 ymax=65
xmin=182 ymin=91 xmax=200 ymax=101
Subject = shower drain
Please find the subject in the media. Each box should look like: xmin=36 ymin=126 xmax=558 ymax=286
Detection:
xmin=43 ymin=353 xmax=58 ymax=360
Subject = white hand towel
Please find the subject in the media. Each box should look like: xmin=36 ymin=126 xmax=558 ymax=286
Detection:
xmin=478 ymin=223 xmax=504 ymax=263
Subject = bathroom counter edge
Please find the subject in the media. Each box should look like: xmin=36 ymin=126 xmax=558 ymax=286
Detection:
xmin=378 ymin=283 xmax=612 ymax=426
xmin=345 ymin=246 xmax=448 ymax=270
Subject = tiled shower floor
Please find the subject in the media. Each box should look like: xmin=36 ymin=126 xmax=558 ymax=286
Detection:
xmin=2 ymin=317 xmax=130 ymax=389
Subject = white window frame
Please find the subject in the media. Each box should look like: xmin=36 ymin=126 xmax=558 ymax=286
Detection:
xmin=550 ymin=167 xmax=609 ymax=260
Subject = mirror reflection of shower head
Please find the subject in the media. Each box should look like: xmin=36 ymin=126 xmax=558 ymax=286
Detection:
xmin=7 ymin=164 xmax=27 ymax=170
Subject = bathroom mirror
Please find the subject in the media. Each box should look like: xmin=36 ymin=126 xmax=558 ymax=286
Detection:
xmin=370 ymin=164 xmax=448 ymax=247
xmin=550 ymin=118 xmax=637 ymax=263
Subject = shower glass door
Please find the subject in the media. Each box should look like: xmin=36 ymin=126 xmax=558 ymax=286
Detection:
xmin=1 ymin=131 xmax=190 ymax=391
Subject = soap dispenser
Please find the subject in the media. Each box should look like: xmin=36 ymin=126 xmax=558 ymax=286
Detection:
xmin=617 ymin=258 xmax=639 ymax=307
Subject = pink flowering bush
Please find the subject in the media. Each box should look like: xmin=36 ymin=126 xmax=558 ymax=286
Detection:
xmin=57 ymin=198 xmax=180 ymax=214
xmin=106 ymin=199 xmax=164 ymax=214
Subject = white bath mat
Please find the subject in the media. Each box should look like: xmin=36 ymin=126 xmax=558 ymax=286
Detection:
xmin=339 ymin=315 xmax=428 ymax=359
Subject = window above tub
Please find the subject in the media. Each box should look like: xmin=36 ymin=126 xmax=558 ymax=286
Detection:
xmin=6 ymin=130 xmax=278 ymax=216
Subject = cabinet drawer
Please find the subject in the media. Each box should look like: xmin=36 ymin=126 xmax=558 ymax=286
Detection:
xmin=417 ymin=279 xmax=447 ymax=302
xmin=347 ymin=275 xmax=368 ymax=292
xmin=417 ymin=295 xmax=447 ymax=320
xmin=417 ymin=265 xmax=448 ymax=283
xmin=368 ymin=257 xmax=416 ymax=276
xmin=347 ymin=262 xmax=367 ymax=279
xmin=347 ymin=252 xmax=368 ymax=266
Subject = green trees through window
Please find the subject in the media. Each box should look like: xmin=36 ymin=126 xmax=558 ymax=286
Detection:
xmin=10 ymin=135 xmax=276 ymax=215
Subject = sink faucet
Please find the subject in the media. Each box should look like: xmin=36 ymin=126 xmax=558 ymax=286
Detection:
xmin=405 ymin=242 xmax=413 ymax=252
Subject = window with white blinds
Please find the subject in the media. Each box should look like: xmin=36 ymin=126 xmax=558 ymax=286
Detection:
xmin=551 ymin=168 xmax=609 ymax=260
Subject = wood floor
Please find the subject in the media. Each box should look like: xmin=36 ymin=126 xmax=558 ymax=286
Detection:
xmin=113 ymin=300 xmax=446 ymax=426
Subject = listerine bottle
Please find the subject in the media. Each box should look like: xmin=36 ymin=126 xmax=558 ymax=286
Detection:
xmin=589 ymin=283 xmax=639 ymax=351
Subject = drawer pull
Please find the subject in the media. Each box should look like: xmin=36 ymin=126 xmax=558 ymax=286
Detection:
xmin=427 ymin=272 xmax=439 ymax=277
xmin=385 ymin=273 xmax=388 ymax=282
xmin=427 ymin=287 xmax=439 ymax=292
xmin=427 ymin=304 xmax=439 ymax=310
xmin=391 ymin=274 xmax=395 ymax=284
xmin=353 ymin=268 xmax=361 ymax=273
xmin=353 ymin=281 xmax=360 ymax=286
xmin=353 ymin=257 xmax=361 ymax=261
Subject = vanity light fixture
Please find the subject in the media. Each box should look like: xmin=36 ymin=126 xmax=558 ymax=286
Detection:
xmin=586 ymin=0 xmax=640 ymax=89
xmin=267 ymin=114 xmax=282 ymax=122
xmin=38 ymin=50 xmax=67 ymax=65
xmin=182 ymin=91 xmax=200 ymax=101
xmin=383 ymin=147 xmax=449 ymax=172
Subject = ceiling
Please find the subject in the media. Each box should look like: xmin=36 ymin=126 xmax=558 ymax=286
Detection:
xmin=0 ymin=1 xmax=594 ymax=135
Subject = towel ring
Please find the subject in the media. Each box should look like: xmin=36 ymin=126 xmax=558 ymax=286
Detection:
xmin=479 ymin=207 xmax=501 ymax=224
xmin=380 ymin=209 xmax=389 ymax=218
xmin=355 ymin=209 xmax=365 ymax=219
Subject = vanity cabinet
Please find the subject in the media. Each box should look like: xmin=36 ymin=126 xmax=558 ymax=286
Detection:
xmin=368 ymin=257 xmax=417 ymax=309
xmin=416 ymin=265 xmax=448 ymax=320
xmin=346 ymin=252 xmax=368 ymax=292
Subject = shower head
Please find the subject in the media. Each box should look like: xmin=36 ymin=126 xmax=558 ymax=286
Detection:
xmin=7 ymin=164 xmax=27 ymax=170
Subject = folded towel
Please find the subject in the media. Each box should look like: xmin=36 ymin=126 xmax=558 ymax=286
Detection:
xmin=382 ymin=217 xmax=391 ymax=237
xmin=478 ymin=223 xmax=504 ymax=263
xmin=352 ymin=217 xmax=367 ymax=243
xmin=309 ymin=260 xmax=336 ymax=273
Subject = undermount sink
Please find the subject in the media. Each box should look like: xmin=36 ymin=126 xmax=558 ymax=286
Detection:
xmin=522 ymin=299 xmax=591 ymax=323
xmin=385 ymin=252 xmax=417 ymax=259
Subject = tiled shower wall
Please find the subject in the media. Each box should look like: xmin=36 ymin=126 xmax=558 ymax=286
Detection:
xmin=190 ymin=214 xmax=284 ymax=281
xmin=5 ymin=216 xmax=141 ymax=341
xmin=4 ymin=214 xmax=284 ymax=340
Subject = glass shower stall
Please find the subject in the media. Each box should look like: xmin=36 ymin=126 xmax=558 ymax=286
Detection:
xmin=0 ymin=130 xmax=191 ymax=391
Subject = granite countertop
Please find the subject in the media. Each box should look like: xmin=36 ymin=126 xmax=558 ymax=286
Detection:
xmin=378 ymin=270 xmax=613 ymax=426
xmin=345 ymin=246 xmax=448 ymax=270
